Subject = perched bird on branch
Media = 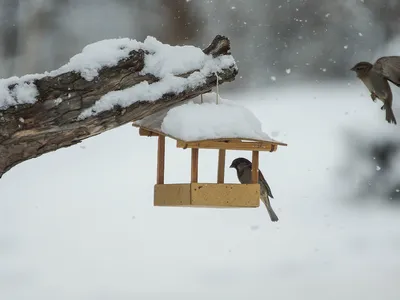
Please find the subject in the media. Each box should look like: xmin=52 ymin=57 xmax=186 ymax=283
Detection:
xmin=229 ymin=157 xmax=278 ymax=222
xmin=350 ymin=56 xmax=400 ymax=125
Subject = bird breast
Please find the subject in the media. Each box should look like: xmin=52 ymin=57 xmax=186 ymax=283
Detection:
xmin=360 ymin=71 xmax=391 ymax=100
xmin=238 ymin=167 xmax=252 ymax=184
xmin=359 ymin=75 xmax=375 ymax=93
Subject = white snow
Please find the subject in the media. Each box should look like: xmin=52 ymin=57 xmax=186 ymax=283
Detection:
xmin=53 ymin=36 xmax=211 ymax=81
xmin=0 ymin=75 xmax=40 ymax=109
xmin=2 ymin=82 xmax=400 ymax=300
xmin=50 ymin=38 xmax=142 ymax=81
xmin=0 ymin=36 xmax=237 ymax=112
xmin=78 ymin=39 xmax=236 ymax=119
xmin=141 ymin=36 xmax=207 ymax=78
xmin=1 ymin=82 xmax=400 ymax=300
xmin=160 ymin=93 xmax=275 ymax=142
xmin=53 ymin=98 xmax=63 ymax=105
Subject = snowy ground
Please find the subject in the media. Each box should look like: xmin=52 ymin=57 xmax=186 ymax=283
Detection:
xmin=1 ymin=81 xmax=400 ymax=300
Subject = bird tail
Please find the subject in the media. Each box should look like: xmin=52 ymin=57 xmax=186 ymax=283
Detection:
xmin=385 ymin=105 xmax=397 ymax=125
xmin=258 ymin=170 xmax=274 ymax=198
xmin=260 ymin=192 xmax=279 ymax=222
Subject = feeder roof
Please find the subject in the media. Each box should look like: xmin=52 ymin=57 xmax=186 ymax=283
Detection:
xmin=132 ymin=93 xmax=287 ymax=149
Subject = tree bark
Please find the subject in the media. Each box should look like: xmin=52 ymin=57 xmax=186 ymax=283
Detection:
xmin=0 ymin=35 xmax=237 ymax=178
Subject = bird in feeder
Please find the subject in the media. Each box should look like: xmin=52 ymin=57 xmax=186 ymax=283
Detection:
xmin=132 ymin=92 xmax=287 ymax=209
xmin=230 ymin=157 xmax=279 ymax=222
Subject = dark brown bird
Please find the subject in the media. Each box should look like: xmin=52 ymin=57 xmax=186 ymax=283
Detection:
xmin=350 ymin=56 xmax=400 ymax=125
xmin=230 ymin=157 xmax=278 ymax=222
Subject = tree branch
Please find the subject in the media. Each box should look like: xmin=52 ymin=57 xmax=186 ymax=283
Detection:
xmin=0 ymin=35 xmax=238 ymax=178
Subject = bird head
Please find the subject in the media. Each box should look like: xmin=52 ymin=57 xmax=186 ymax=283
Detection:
xmin=229 ymin=157 xmax=252 ymax=171
xmin=350 ymin=61 xmax=373 ymax=76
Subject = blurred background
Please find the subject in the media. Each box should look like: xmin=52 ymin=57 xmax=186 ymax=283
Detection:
xmin=1 ymin=1 xmax=400 ymax=299
xmin=3 ymin=0 xmax=398 ymax=201
xmin=1 ymin=0 xmax=400 ymax=84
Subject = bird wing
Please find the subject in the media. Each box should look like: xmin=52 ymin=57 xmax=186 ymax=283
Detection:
xmin=373 ymin=56 xmax=400 ymax=87
xmin=258 ymin=170 xmax=274 ymax=199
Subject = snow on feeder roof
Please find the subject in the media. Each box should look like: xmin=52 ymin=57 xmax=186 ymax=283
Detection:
xmin=133 ymin=92 xmax=287 ymax=152
xmin=132 ymin=92 xmax=287 ymax=208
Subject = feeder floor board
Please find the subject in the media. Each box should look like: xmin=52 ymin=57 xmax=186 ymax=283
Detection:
xmin=154 ymin=183 xmax=260 ymax=208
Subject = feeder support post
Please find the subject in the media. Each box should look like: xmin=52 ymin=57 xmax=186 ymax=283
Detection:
xmin=251 ymin=151 xmax=259 ymax=183
xmin=191 ymin=148 xmax=199 ymax=183
xmin=157 ymin=135 xmax=166 ymax=184
xmin=217 ymin=149 xmax=226 ymax=183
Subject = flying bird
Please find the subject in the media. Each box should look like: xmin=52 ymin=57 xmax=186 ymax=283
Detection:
xmin=350 ymin=56 xmax=400 ymax=125
xmin=229 ymin=157 xmax=278 ymax=222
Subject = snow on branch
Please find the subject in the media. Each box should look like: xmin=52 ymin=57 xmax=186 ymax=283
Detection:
xmin=0 ymin=35 xmax=238 ymax=178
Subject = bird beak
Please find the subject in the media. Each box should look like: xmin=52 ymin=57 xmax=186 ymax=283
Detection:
xmin=350 ymin=66 xmax=355 ymax=71
xmin=229 ymin=163 xmax=234 ymax=168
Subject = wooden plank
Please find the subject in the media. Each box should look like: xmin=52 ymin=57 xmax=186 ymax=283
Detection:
xmin=139 ymin=127 xmax=159 ymax=137
xmin=176 ymin=140 xmax=277 ymax=151
xmin=191 ymin=148 xmax=199 ymax=183
xmin=133 ymin=123 xmax=287 ymax=147
xmin=153 ymin=183 xmax=260 ymax=208
xmin=191 ymin=183 xmax=260 ymax=207
xmin=251 ymin=151 xmax=259 ymax=183
xmin=154 ymin=184 xmax=191 ymax=206
xmin=194 ymin=137 xmax=287 ymax=147
xmin=217 ymin=149 xmax=226 ymax=183
xmin=157 ymin=135 xmax=165 ymax=184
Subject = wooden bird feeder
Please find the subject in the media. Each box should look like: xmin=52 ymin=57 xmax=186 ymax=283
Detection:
xmin=132 ymin=94 xmax=287 ymax=208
